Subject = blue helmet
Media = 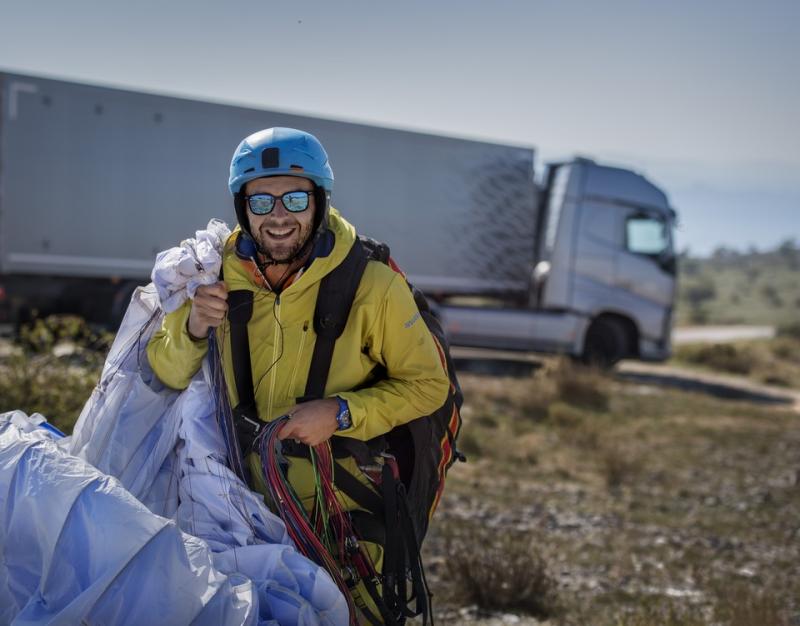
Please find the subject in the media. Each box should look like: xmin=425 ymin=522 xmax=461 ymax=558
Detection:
xmin=229 ymin=128 xmax=334 ymax=257
xmin=229 ymin=127 xmax=334 ymax=195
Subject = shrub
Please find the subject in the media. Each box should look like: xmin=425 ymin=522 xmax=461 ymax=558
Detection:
xmin=770 ymin=337 xmax=800 ymax=363
xmin=0 ymin=352 xmax=100 ymax=434
xmin=689 ymin=305 xmax=709 ymax=324
xmin=674 ymin=343 xmax=753 ymax=375
xmin=547 ymin=401 xmax=585 ymax=428
xmin=0 ymin=315 xmax=108 ymax=434
xmin=442 ymin=522 xmax=559 ymax=618
xmin=713 ymin=581 xmax=789 ymax=626
xmin=684 ymin=277 xmax=716 ymax=307
xmin=19 ymin=315 xmax=112 ymax=354
xmin=457 ymin=429 xmax=482 ymax=459
xmin=760 ymin=284 xmax=783 ymax=307
xmin=551 ymin=360 xmax=610 ymax=412
xmin=777 ymin=321 xmax=800 ymax=341
xmin=601 ymin=444 xmax=643 ymax=490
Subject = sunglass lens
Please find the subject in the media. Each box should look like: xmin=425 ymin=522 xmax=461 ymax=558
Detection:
xmin=248 ymin=194 xmax=275 ymax=215
xmin=283 ymin=192 xmax=310 ymax=212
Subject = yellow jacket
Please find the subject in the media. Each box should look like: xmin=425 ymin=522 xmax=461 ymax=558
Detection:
xmin=146 ymin=208 xmax=450 ymax=442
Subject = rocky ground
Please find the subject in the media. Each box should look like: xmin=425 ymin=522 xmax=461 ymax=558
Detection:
xmin=419 ymin=363 xmax=800 ymax=626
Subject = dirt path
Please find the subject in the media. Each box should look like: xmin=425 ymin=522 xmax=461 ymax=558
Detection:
xmin=672 ymin=325 xmax=775 ymax=344
xmin=617 ymin=360 xmax=800 ymax=413
xmin=451 ymin=346 xmax=800 ymax=413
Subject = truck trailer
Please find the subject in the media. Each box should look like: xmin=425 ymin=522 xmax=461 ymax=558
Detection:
xmin=0 ymin=71 xmax=677 ymax=363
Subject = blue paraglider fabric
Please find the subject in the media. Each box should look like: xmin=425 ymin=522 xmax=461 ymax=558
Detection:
xmin=0 ymin=220 xmax=348 ymax=625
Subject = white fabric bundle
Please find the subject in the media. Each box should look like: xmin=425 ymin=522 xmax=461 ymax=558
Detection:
xmin=0 ymin=220 xmax=349 ymax=625
xmin=151 ymin=218 xmax=231 ymax=313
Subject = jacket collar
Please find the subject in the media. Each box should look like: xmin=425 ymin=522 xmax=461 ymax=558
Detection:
xmin=223 ymin=207 xmax=356 ymax=294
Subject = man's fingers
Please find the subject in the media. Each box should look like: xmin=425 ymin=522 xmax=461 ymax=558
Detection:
xmin=196 ymin=292 xmax=229 ymax=312
xmin=201 ymin=281 xmax=229 ymax=296
xmin=196 ymin=282 xmax=229 ymax=300
xmin=277 ymin=420 xmax=296 ymax=440
xmin=196 ymin=296 xmax=228 ymax=316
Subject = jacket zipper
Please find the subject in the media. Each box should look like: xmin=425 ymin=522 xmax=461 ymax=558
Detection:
xmin=289 ymin=320 xmax=310 ymax=398
xmin=266 ymin=294 xmax=281 ymax=420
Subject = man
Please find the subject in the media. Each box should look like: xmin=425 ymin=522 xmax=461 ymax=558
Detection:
xmin=147 ymin=127 xmax=450 ymax=620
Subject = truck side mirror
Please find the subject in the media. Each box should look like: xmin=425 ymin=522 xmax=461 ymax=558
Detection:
xmin=658 ymin=251 xmax=677 ymax=275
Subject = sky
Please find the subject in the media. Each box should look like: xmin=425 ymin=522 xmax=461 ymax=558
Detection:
xmin=1 ymin=0 xmax=798 ymax=256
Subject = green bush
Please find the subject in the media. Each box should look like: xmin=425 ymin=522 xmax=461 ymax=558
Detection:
xmin=0 ymin=316 xmax=108 ymax=434
xmin=19 ymin=315 xmax=112 ymax=354
xmin=0 ymin=352 xmax=101 ymax=434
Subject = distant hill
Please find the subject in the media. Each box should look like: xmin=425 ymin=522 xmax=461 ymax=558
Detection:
xmin=675 ymin=239 xmax=800 ymax=327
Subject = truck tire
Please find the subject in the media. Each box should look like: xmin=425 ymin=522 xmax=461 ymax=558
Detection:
xmin=582 ymin=317 xmax=628 ymax=368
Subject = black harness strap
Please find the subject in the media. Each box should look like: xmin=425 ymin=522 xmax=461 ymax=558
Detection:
xmin=227 ymin=289 xmax=263 ymax=453
xmin=332 ymin=459 xmax=385 ymax=517
xmin=228 ymin=290 xmax=255 ymax=407
xmin=299 ymin=239 xmax=369 ymax=403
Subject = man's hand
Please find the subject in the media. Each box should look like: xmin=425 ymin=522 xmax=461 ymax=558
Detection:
xmin=188 ymin=282 xmax=228 ymax=339
xmin=278 ymin=398 xmax=339 ymax=447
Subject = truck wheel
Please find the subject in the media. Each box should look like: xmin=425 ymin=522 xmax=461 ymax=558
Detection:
xmin=582 ymin=318 xmax=628 ymax=368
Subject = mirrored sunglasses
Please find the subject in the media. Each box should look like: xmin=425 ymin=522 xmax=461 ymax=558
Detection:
xmin=246 ymin=191 xmax=313 ymax=215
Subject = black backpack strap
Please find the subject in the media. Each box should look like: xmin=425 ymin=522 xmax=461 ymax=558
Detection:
xmin=227 ymin=289 xmax=263 ymax=454
xmin=299 ymin=238 xmax=370 ymax=402
xmin=228 ymin=290 xmax=255 ymax=407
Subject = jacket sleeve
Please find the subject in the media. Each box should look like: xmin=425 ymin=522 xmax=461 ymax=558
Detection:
xmin=336 ymin=272 xmax=450 ymax=441
xmin=146 ymin=300 xmax=209 ymax=390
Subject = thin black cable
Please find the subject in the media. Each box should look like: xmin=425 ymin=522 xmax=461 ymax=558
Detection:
xmin=253 ymin=295 xmax=285 ymax=398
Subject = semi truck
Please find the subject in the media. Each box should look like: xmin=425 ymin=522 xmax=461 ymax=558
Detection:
xmin=0 ymin=71 xmax=677 ymax=363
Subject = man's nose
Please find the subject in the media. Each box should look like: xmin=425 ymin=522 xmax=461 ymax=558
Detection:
xmin=270 ymin=198 xmax=291 ymax=217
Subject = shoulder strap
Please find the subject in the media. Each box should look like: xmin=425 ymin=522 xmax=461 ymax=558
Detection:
xmin=300 ymin=238 xmax=370 ymax=402
xmin=227 ymin=289 xmax=256 ymax=410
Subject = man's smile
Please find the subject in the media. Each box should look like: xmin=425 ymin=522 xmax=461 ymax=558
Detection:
xmin=264 ymin=226 xmax=296 ymax=240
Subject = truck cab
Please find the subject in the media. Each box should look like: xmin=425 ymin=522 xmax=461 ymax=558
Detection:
xmin=442 ymin=158 xmax=677 ymax=365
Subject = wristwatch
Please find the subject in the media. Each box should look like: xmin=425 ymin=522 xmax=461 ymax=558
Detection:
xmin=334 ymin=396 xmax=352 ymax=431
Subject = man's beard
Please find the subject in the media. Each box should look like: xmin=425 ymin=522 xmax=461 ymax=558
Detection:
xmin=254 ymin=223 xmax=313 ymax=264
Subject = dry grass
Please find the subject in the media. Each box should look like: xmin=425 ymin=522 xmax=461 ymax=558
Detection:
xmin=440 ymin=521 xmax=559 ymax=619
xmin=613 ymin=601 xmax=707 ymax=626
xmin=428 ymin=358 xmax=800 ymax=624
xmin=713 ymin=581 xmax=791 ymax=626
xmin=673 ymin=336 xmax=800 ymax=389
xmin=600 ymin=443 xmax=644 ymax=490
xmin=4 ymin=319 xmax=799 ymax=624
